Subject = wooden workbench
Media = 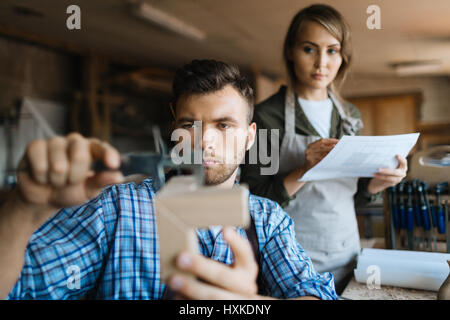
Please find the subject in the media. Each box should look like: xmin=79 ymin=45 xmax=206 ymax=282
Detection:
xmin=340 ymin=277 xmax=437 ymax=300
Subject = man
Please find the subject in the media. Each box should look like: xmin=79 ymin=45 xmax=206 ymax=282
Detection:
xmin=0 ymin=60 xmax=337 ymax=300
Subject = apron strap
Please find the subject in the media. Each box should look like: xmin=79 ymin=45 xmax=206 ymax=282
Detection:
xmin=328 ymin=90 xmax=363 ymax=135
xmin=284 ymin=86 xmax=296 ymax=135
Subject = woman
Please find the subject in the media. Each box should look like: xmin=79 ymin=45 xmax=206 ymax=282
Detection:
xmin=240 ymin=4 xmax=407 ymax=294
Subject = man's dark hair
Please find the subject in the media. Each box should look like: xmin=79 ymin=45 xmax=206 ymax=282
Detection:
xmin=172 ymin=59 xmax=254 ymax=123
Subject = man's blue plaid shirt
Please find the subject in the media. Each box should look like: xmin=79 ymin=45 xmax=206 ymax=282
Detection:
xmin=7 ymin=179 xmax=337 ymax=300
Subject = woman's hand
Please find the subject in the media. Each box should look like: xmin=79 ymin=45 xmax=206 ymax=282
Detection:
xmin=283 ymin=138 xmax=338 ymax=197
xmin=304 ymin=138 xmax=339 ymax=171
xmin=367 ymin=155 xmax=408 ymax=194
xmin=167 ymin=227 xmax=259 ymax=299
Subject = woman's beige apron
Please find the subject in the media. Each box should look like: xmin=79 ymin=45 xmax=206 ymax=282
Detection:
xmin=278 ymin=86 xmax=363 ymax=285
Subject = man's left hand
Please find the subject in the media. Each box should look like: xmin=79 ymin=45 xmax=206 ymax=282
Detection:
xmin=167 ymin=226 xmax=259 ymax=300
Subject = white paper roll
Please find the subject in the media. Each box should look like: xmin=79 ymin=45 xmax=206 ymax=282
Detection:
xmin=354 ymin=248 xmax=450 ymax=291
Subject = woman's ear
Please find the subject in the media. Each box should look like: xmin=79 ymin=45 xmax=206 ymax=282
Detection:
xmin=169 ymin=102 xmax=176 ymax=119
xmin=286 ymin=49 xmax=292 ymax=61
xmin=169 ymin=102 xmax=177 ymax=130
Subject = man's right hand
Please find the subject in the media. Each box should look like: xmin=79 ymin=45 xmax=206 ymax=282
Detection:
xmin=13 ymin=132 xmax=123 ymax=226
xmin=0 ymin=132 xmax=123 ymax=299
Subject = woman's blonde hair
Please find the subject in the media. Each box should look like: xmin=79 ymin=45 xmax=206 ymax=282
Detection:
xmin=283 ymin=4 xmax=352 ymax=96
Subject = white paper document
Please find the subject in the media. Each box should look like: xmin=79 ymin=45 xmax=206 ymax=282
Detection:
xmin=354 ymin=248 xmax=450 ymax=291
xmin=299 ymin=133 xmax=420 ymax=181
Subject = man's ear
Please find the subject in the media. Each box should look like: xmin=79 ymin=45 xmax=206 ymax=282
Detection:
xmin=246 ymin=122 xmax=257 ymax=151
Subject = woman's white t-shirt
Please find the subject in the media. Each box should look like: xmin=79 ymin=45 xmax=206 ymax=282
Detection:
xmin=298 ymin=97 xmax=333 ymax=138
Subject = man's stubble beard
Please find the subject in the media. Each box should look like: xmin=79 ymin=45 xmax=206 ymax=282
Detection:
xmin=204 ymin=136 xmax=249 ymax=186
